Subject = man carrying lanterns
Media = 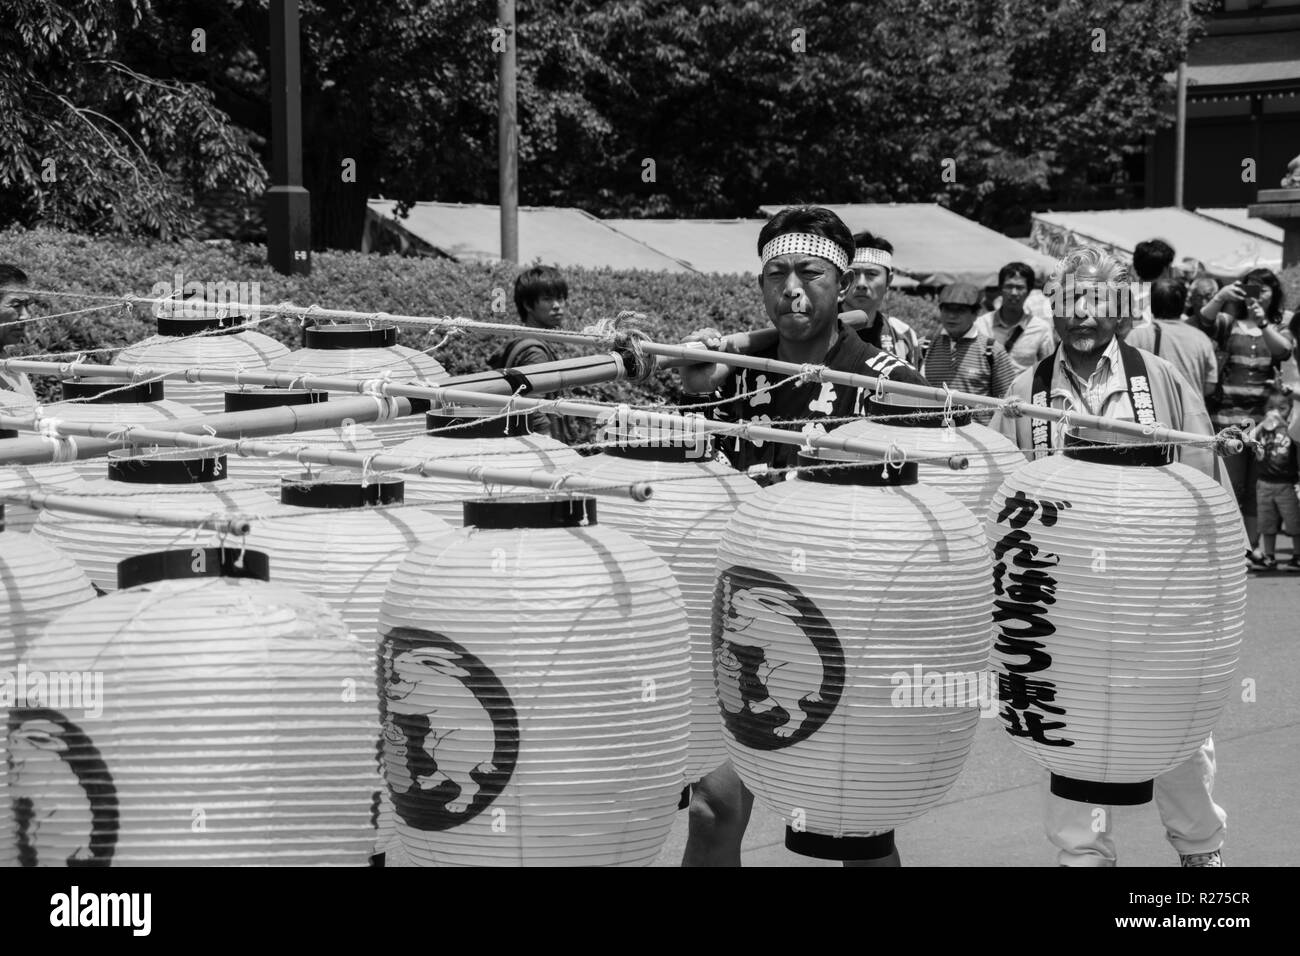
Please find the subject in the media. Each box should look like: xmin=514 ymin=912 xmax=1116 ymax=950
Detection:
xmin=991 ymin=246 xmax=1241 ymax=867
xmin=675 ymin=205 xmax=932 ymax=866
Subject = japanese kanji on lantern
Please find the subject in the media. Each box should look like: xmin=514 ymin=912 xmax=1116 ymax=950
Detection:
xmin=378 ymin=495 xmax=692 ymax=866
xmin=985 ymin=429 xmax=1246 ymax=805
xmin=113 ymin=312 xmax=290 ymax=417
xmin=9 ymin=547 xmax=377 ymax=866
xmin=713 ymin=449 xmax=993 ymax=860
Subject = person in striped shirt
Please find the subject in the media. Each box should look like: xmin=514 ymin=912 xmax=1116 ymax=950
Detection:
xmin=920 ymin=281 xmax=1018 ymax=419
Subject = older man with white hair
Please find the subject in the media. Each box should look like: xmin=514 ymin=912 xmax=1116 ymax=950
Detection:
xmin=990 ymin=246 xmax=1241 ymax=867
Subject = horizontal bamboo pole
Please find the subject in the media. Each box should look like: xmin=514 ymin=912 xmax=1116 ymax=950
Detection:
xmin=0 ymin=491 xmax=253 ymax=535
xmin=0 ymin=358 xmax=967 ymax=470
xmin=0 ymin=417 xmax=653 ymax=501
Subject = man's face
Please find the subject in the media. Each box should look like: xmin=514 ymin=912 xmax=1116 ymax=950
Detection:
xmin=938 ymin=304 xmax=978 ymax=339
xmin=839 ymin=264 xmax=889 ymax=315
xmin=1000 ymin=276 xmax=1029 ymax=311
xmin=525 ymin=295 xmax=565 ymax=329
xmin=0 ymin=286 xmax=32 ymax=349
xmin=760 ymin=252 xmax=848 ymax=343
xmin=1053 ymin=274 xmax=1120 ymax=358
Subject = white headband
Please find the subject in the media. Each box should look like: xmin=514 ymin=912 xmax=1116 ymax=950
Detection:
xmin=852 ymin=247 xmax=893 ymax=269
xmin=760 ymin=233 xmax=850 ymax=272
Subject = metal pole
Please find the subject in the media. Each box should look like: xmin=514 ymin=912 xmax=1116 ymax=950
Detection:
xmin=267 ymin=0 xmax=311 ymax=274
xmin=499 ymin=0 xmax=519 ymax=262
xmin=1174 ymin=0 xmax=1189 ymax=209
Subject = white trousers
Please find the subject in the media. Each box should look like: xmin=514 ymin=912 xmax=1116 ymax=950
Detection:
xmin=1045 ymin=736 xmax=1226 ymax=867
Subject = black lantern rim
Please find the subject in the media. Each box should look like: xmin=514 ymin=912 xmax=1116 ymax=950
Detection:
xmin=280 ymin=477 xmax=405 ymax=508
xmin=426 ymin=407 xmax=533 ymax=439
xmin=107 ymin=452 xmax=226 ymax=484
xmin=602 ymin=437 xmax=716 ymax=463
xmin=865 ymin=398 xmax=972 ymax=429
xmin=1062 ymin=431 xmax=1172 ymax=467
xmin=117 ymin=547 xmax=270 ymax=589
xmin=156 ymin=313 xmax=252 ymax=337
xmin=224 ymin=388 xmax=329 ymax=412
xmin=61 ymin=377 xmax=164 ymax=404
xmin=785 ymin=827 xmax=896 ymax=861
xmin=463 ymin=496 xmax=597 ymax=529
xmin=796 ymin=452 xmax=918 ymax=486
xmin=303 ymin=323 xmax=398 ymax=349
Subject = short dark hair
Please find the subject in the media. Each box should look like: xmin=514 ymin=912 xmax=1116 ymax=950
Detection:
xmin=0 ymin=264 xmax=29 ymax=291
xmin=1150 ymin=278 xmax=1186 ymax=320
xmin=1241 ymin=267 xmax=1285 ymax=322
xmin=1132 ymin=239 xmax=1175 ymax=282
xmin=513 ymin=265 xmax=568 ymax=321
xmin=998 ymin=262 xmax=1035 ymax=289
xmin=756 ymin=206 xmax=854 ymax=273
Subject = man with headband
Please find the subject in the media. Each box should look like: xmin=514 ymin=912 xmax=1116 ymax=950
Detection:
xmin=676 ymin=205 xmax=931 ymax=866
xmin=990 ymin=247 xmax=1236 ymax=868
xmin=840 ymin=232 xmax=921 ymax=365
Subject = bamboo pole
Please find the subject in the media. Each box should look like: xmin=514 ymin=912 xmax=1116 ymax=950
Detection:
xmin=0 ymin=417 xmax=654 ymax=501
xmin=0 ymin=491 xmax=253 ymax=535
xmin=0 ymin=362 xmax=967 ymax=470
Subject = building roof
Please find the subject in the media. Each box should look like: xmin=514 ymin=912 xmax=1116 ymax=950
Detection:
xmin=1193 ymin=207 xmax=1286 ymax=244
xmin=758 ymin=203 xmax=1059 ymax=287
xmin=366 ymin=200 xmax=696 ymax=273
xmin=1185 ymin=28 xmax=1300 ymax=96
xmin=1029 ymin=207 xmax=1282 ymax=280
xmin=601 ymin=218 xmax=769 ymax=275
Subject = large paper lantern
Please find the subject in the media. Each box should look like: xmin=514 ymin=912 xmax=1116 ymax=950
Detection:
xmin=378 ymin=496 xmax=692 ymax=866
xmin=985 ymin=431 xmax=1246 ymax=805
xmin=33 ymin=451 xmax=283 ymax=592
xmin=8 ymin=547 xmax=376 ymax=865
xmin=714 ymin=451 xmax=993 ymax=860
xmin=573 ymin=435 xmax=758 ymax=782
xmin=832 ymin=396 xmax=1026 ymax=519
xmin=41 ymin=378 xmax=199 ymax=480
xmin=0 ymin=433 xmax=82 ymax=533
xmin=221 ymin=388 xmax=383 ymax=492
xmin=0 ymin=505 xmax=96 ymax=868
xmin=267 ymin=324 xmax=448 ymax=446
xmin=241 ymin=474 xmax=450 ymax=645
xmin=390 ymin=407 xmax=582 ymax=522
xmin=113 ymin=313 xmax=290 ymax=416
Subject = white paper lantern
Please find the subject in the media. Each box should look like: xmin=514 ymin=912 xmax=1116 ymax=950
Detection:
xmin=8 ymin=548 xmax=376 ymax=865
xmin=390 ymin=407 xmax=582 ymax=522
xmin=379 ymin=496 xmax=692 ymax=866
xmin=240 ymin=475 xmax=451 ymax=645
xmin=574 ymin=437 xmax=758 ymax=782
xmin=0 ymin=506 xmax=96 ymax=867
xmin=714 ymin=452 xmax=993 ymax=860
xmin=33 ymin=451 xmax=285 ymax=592
xmin=832 ymin=397 xmax=1026 ymax=519
xmin=0 ymin=432 xmax=82 ymax=533
xmin=985 ymin=434 xmax=1246 ymax=805
xmin=267 ymin=324 xmax=448 ymax=446
xmin=39 ymin=378 xmax=200 ymax=480
xmin=220 ymin=388 xmax=384 ymax=493
xmin=113 ymin=313 xmax=291 ymax=417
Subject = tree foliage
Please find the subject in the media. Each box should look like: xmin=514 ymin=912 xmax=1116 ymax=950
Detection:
xmin=0 ymin=0 xmax=1212 ymax=245
xmin=0 ymin=0 xmax=266 ymax=238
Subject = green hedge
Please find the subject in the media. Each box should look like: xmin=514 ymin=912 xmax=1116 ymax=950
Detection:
xmin=5 ymin=226 xmax=1298 ymax=440
xmin=0 ymin=226 xmax=940 ymax=440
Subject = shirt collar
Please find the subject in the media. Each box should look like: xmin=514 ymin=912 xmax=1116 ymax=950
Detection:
xmin=1054 ymin=335 xmax=1124 ymax=398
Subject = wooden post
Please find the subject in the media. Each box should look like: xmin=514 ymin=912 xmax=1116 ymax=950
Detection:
xmin=499 ymin=0 xmax=519 ymax=262
xmin=267 ymin=0 xmax=311 ymax=275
